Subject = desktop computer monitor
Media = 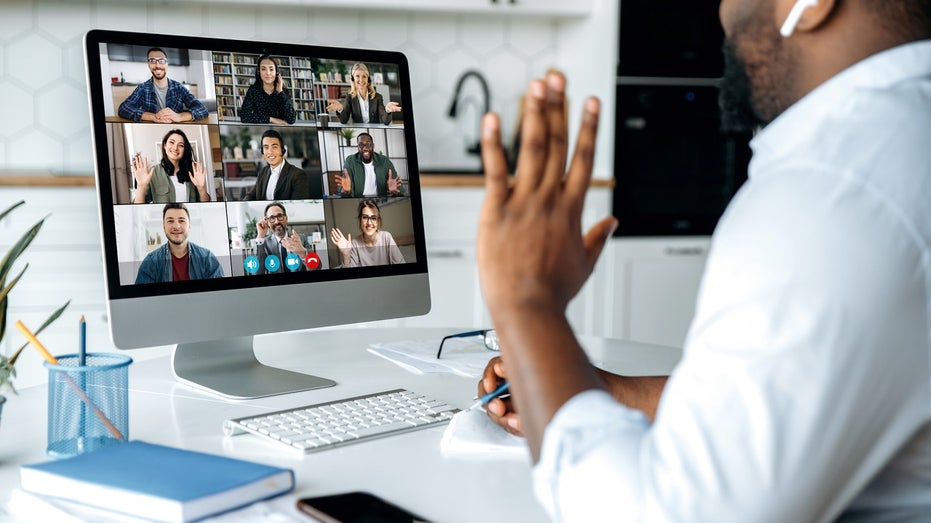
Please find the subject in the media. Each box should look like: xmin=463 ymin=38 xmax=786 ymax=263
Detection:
xmin=83 ymin=30 xmax=430 ymax=399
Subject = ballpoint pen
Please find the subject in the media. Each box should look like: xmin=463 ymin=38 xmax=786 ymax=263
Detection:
xmin=468 ymin=381 xmax=510 ymax=411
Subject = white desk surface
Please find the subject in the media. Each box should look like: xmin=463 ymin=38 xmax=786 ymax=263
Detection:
xmin=0 ymin=327 xmax=681 ymax=522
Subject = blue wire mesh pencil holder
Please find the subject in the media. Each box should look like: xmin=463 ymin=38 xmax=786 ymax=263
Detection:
xmin=44 ymin=353 xmax=132 ymax=458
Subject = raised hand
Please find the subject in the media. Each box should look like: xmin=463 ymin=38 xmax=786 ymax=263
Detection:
xmin=131 ymin=153 xmax=152 ymax=188
xmin=281 ymin=229 xmax=307 ymax=257
xmin=385 ymin=101 xmax=401 ymax=113
xmin=477 ymin=71 xmax=616 ymax=318
xmin=189 ymin=161 xmax=210 ymax=201
xmin=339 ymin=169 xmax=352 ymax=194
xmin=329 ymin=227 xmax=352 ymax=266
xmin=387 ymin=169 xmax=401 ymax=194
xmin=475 ymin=70 xmax=617 ymax=458
xmin=326 ymin=99 xmax=343 ymax=113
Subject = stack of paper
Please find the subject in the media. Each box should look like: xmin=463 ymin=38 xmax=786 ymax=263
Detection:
xmin=368 ymin=336 xmax=496 ymax=378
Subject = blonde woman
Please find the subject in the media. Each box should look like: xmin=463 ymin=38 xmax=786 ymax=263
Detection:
xmin=326 ymin=63 xmax=401 ymax=125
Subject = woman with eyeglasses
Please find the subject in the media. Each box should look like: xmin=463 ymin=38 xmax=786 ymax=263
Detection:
xmin=131 ymin=128 xmax=210 ymax=204
xmin=325 ymin=62 xmax=401 ymax=125
xmin=329 ymin=199 xmax=405 ymax=267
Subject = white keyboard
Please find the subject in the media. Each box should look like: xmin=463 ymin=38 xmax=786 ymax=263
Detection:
xmin=223 ymin=389 xmax=460 ymax=453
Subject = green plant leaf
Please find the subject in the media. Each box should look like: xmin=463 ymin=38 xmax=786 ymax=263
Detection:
xmin=0 ymin=264 xmax=27 ymax=344
xmin=0 ymin=200 xmax=25 ymax=222
xmin=0 ymin=214 xmax=45 ymax=343
xmin=8 ymin=299 xmax=71 ymax=367
xmin=0 ymin=264 xmax=28 ymax=304
xmin=0 ymin=215 xmax=46 ymax=288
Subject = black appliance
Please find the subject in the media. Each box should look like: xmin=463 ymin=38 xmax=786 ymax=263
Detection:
xmin=613 ymin=2 xmax=751 ymax=236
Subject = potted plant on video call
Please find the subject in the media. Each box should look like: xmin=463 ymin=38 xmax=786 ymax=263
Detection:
xmin=0 ymin=200 xmax=70 ymax=422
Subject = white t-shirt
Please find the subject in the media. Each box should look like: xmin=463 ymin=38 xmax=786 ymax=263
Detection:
xmin=362 ymin=161 xmax=377 ymax=197
xmin=533 ymin=40 xmax=931 ymax=523
xmin=170 ymin=176 xmax=186 ymax=203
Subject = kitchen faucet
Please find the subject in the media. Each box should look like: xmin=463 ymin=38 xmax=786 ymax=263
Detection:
xmin=447 ymin=70 xmax=490 ymax=156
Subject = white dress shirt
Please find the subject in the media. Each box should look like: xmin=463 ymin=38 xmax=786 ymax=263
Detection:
xmin=534 ymin=41 xmax=931 ymax=522
xmin=358 ymin=94 xmax=370 ymax=123
xmin=265 ymin=161 xmax=284 ymax=201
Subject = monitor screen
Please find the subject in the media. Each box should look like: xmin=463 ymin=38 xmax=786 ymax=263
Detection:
xmin=84 ymin=30 xmax=430 ymax=399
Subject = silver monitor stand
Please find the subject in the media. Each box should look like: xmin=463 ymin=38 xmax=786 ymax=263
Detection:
xmin=170 ymin=336 xmax=336 ymax=399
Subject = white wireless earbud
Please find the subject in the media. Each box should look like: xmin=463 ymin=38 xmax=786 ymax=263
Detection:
xmin=780 ymin=0 xmax=819 ymax=37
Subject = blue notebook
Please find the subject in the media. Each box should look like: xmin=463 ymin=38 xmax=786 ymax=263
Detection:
xmin=20 ymin=440 xmax=294 ymax=523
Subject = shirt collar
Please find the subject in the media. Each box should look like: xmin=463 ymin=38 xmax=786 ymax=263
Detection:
xmin=751 ymin=40 xmax=931 ymax=165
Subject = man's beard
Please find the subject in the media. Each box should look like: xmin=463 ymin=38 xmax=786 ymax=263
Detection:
xmin=718 ymin=39 xmax=763 ymax=134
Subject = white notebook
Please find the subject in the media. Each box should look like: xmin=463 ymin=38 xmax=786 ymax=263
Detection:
xmin=440 ymin=408 xmax=529 ymax=459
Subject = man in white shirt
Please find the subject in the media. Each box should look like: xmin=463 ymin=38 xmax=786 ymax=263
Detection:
xmin=476 ymin=1 xmax=931 ymax=521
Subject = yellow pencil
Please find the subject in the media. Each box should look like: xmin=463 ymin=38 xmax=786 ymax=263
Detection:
xmin=14 ymin=320 xmax=125 ymax=441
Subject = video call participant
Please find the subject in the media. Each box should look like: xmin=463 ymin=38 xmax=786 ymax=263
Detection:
xmin=336 ymin=132 xmax=402 ymax=197
xmin=135 ymin=203 xmax=224 ymax=284
xmin=241 ymin=129 xmax=309 ymax=201
xmin=330 ymin=199 xmax=404 ymax=267
xmin=326 ymin=62 xmax=401 ymax=125
xmin=475 ymin=2 xmax=931 ymax=521
xmin=254 ymin=202 xmax=316 ymax=274
xmin=239 ymin=55 xmax=296 ymax=125
xmin=132 ymin=128 xmax=210 ymax=204
xmin=117 ymin=47 xmax=208 ymax=123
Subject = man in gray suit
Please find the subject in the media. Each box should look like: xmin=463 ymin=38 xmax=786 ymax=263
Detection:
xmin=253 ymin=202 xmax=320 ymax=273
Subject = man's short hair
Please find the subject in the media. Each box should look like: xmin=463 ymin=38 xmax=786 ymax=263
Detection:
xmin=264 ymin=202 xmax=286 ymax=217
xmin=261 ymin=129 xmax=285 ymax=150
xmin=163 ymin=203 xmax=189 ymax=218
xmin=357 ymin=132 xmax=373 ymax=143
xmin=147 ymin=47 xmax=166 ymax=59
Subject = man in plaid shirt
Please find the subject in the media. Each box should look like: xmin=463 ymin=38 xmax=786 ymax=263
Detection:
xmin=118 ymin=47 xmax=208 ymax=123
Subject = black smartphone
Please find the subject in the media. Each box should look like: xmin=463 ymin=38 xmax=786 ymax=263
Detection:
xmin=296 ymin=492 xmax=430 ymax=523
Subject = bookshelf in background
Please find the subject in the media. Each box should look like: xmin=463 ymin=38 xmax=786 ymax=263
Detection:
xmin=291 ymin=57 xmax=318 ymax=121
xmin=312 ymin=81 xmax=350 ymax=117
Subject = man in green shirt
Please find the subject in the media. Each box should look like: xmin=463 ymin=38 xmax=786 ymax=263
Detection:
xmin=337 ymin=132 xmax=402 ymax=197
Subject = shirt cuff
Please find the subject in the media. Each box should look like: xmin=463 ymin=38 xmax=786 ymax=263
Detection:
xmin=254 ymin=238 xmax=265 ymax=245
xmin=533 ymin=389 xmax=651 ymax=522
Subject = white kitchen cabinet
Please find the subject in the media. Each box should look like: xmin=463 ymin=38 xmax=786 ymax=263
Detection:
xmin=607 ymin=237 xmax=710 ymax=349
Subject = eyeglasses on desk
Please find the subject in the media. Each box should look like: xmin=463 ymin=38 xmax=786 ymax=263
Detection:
xmin=436 ymin=329 xmax=499 ymax=359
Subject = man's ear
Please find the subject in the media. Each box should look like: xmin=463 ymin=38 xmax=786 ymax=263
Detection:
xmin=778 ymin=0 xmax=837 ymax=37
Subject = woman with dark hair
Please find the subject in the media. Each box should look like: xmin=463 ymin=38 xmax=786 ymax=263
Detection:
xmin=131 ymin=128 xmax=210 ymax=203
xmin=239 ymin=55 xmax=296 ymax=125
xmin=326 ymin=62 xmax=401 ymax=125
xmin=330 ymin=199 xmax=405 ymax=267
